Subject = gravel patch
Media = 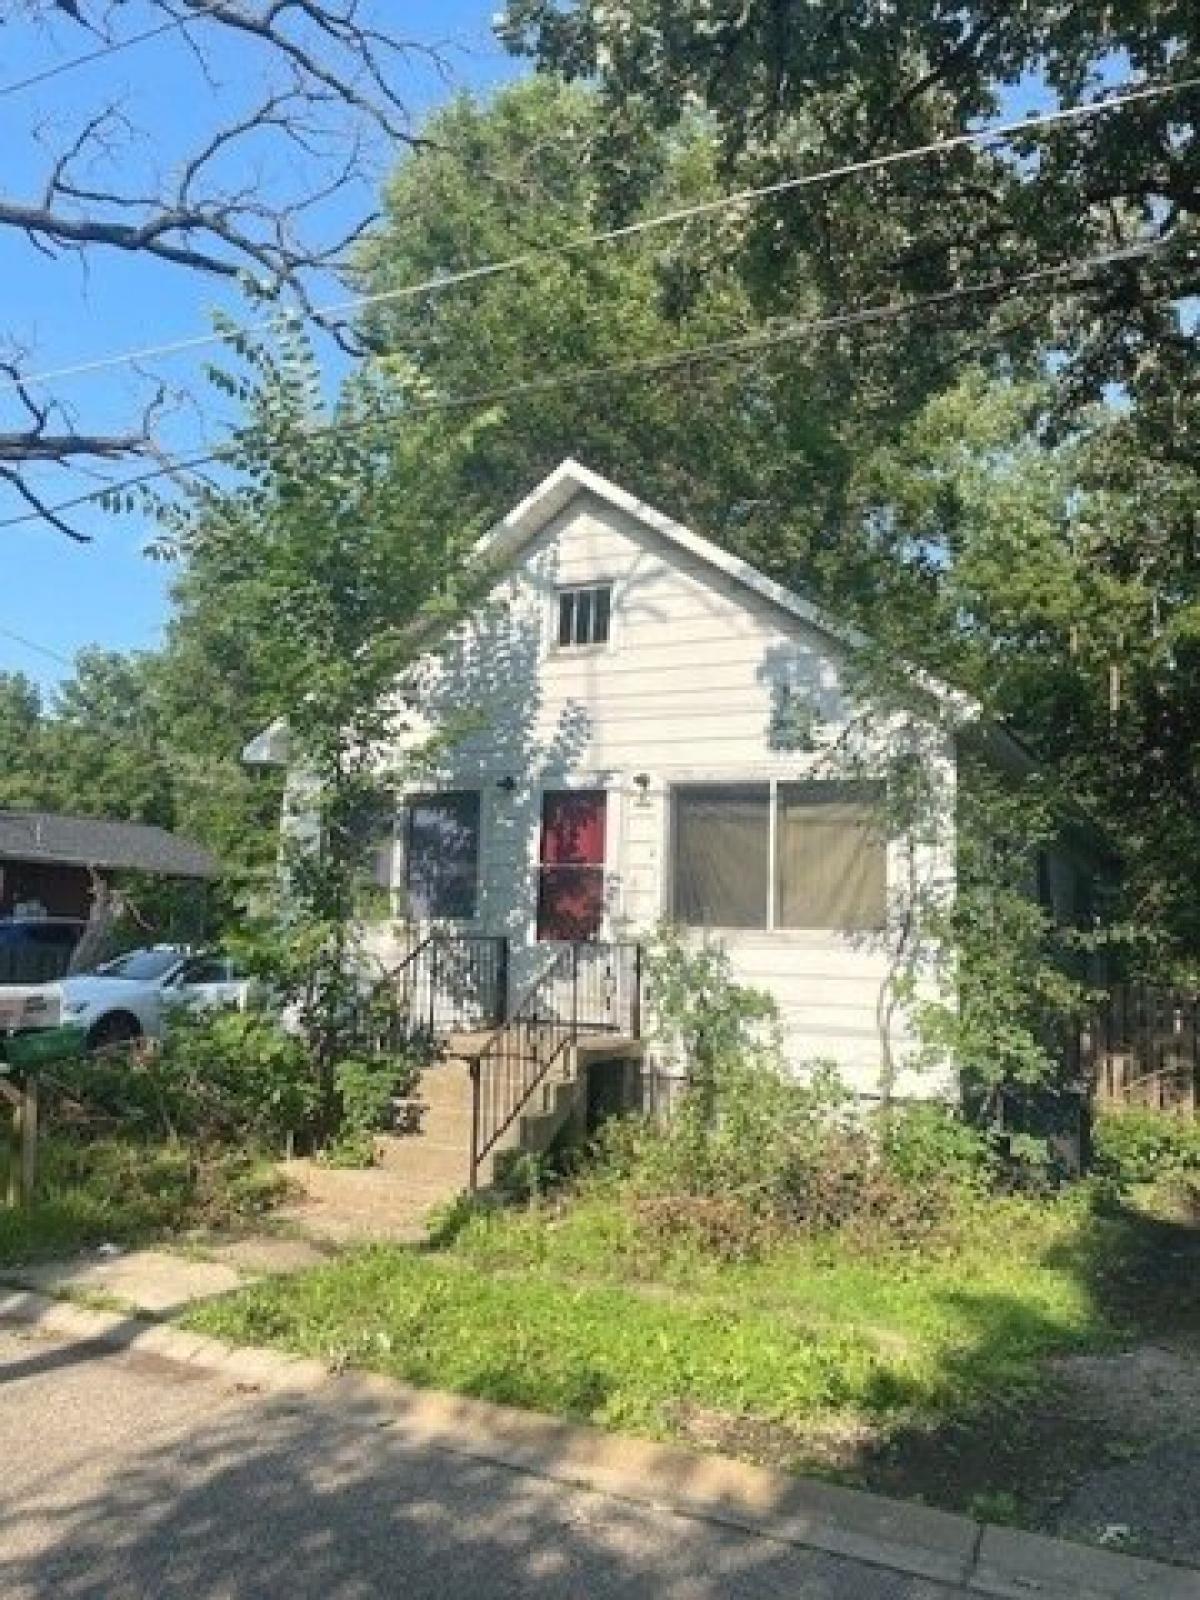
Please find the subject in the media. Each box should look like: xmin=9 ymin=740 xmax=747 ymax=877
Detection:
xmin=1046 ymin=1345 xmax=1200 ymax=1566
xmin=1054 ymin=1435 xmax=1200 ymax=1566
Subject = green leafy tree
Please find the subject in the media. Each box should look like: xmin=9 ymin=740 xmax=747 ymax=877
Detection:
xmin=39 ymin=650 xmax=177 ymax=827
xmin=500 ymin=3 xmax=1198 ymax=433
xmin=0 ymin=674 xmax=45 ymax=810
xmin=356 ymin=77 xmax=917 ymax=592
xmin=153 ymin=318 xmax=494 ymax=1130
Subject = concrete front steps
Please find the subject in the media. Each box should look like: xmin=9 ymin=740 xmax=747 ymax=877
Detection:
xmin=376 ymin=1037 xmax=589 ymax=1194
xmin=280 ymin=1030 xmax=642 ymax=1244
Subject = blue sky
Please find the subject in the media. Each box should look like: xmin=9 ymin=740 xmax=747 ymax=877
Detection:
xmin=0 ymin=13 xmax=1122 ymax=702
xmin=0 ymin=2 xmax=521 ymax=696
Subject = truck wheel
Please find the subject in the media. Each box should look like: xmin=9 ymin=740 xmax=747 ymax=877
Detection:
xmin=86 ymin=1012 xmax=143 ymax=1053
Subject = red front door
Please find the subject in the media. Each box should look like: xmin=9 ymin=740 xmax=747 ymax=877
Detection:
xmin=537 ymin=790 xmax=607 ymax=941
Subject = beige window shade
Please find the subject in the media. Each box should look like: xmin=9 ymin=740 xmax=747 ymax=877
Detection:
xmin=672 ymin=785 xmax=769 ymax=929
xmin=776 ymin=781 xmax=887 ymax=930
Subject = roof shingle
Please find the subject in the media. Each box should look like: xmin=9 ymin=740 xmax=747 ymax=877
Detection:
xmin=0 ymin=811 xmax=218 ymax=879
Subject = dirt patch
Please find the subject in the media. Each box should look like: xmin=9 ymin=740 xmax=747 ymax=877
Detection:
xmin=856 ymin=1386 xmax=1112 ymax=1523
xmin=1038 ymin=1344 xmax=1200 ymax=1564
xmin=1055 ymin=1437 xmax=1200 ymax=1565
xmin=1049 ymin=1344 xmax=1200 ymax=1441
xmin=670 ymin=1401 xmax=883 ymax=1476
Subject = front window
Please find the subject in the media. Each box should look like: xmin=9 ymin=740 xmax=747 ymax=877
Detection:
xmin=404 ymin=792 xmax=481 ymax=920
xmin=556 ymin=583 xmax=612 ymax=648
xmin=775 ymin=781 xmax=886 ymax=930
xmin=671 ymin=780 xmax=887 ymax=932
xmin=671 ymin=785 xmax=770 ymax=929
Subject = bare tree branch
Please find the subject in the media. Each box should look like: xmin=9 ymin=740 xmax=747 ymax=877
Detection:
xmin=0 ymin=1 xmax=458 ymax=533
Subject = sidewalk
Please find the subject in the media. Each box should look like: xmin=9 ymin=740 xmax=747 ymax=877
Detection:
xmin=1 ymin=1286 xmax=1196 ymax=1600
xmin=0 ymin=1235 xmax=334 ymax=1316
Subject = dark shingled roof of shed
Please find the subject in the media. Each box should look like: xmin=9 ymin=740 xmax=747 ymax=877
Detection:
xmin=0 ymin=811 xmax=217 ymax=879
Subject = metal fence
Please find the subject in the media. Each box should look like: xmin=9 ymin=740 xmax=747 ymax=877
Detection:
xmin=468 ymin=941 xmax=642 ymax=1188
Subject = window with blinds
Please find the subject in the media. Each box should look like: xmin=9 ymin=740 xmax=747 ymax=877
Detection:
xmin=670 ymin=780 xmax=887 ymax=932
xmin=775 ymin=781 xmax=887 ymax=930
xmin=671 ymin=785 xmax=770 ymax=929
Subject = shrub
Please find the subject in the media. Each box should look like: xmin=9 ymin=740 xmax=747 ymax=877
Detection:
xmin=321 ymin=1045 xmax=427 ymax=1167
xmin=647 ymin=927 xmax=780 ymax=1110
xmin=0 ymin=1136 xmax=292 ymax=1254
xmin=590 ymin=1059 xmax=984 ymax=1259
xmin=631 ymin=1190 xmax=780 ymax=1261
xmin=50 ymin=1010 xmax=321 ymax=1148
xmin=1093 ymin=1107 xmax=1200 ymax=1185
xmin=580 ymin=931 xmax=1004 ymax=1257
xmin=334 ymin=1055 xmax=401 ymax=1138
xmin=880 ymin=1102 xmax=997 ymax=1190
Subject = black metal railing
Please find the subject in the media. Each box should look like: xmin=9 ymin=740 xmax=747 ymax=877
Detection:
xmin=353 ymin=932 xmax=509 ymax=1057
xmin=468 ymin=941 xmax=641 ymax=1189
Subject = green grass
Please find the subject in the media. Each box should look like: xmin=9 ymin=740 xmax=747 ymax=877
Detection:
xmin=186 ymin=1187 xmax=1170 ymax=1452
xmin=0 ymin=1136 xmax=288 ymax=1267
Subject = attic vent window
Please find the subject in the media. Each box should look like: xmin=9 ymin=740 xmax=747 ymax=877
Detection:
xmin=556 ymin=583 xmax=611 ymax=648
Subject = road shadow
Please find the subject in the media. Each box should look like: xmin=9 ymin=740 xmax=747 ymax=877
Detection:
xmin=0 ymin=1332 xmax=958 ymax=1599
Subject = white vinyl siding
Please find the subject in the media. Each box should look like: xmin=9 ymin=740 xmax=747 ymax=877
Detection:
xmin=380 ymin=488 xmax=956 ymax=1099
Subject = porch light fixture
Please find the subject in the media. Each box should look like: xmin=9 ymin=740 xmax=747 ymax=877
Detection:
xmin=496 ymin=775 xmax=517 ymax=793
xmin=633 ymin=773 xmax=652 ymax=805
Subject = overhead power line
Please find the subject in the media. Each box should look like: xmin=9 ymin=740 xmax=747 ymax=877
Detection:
xmin=0 ymin=72 xmax=1193 ymax=404
xmin=0 ymin=239 xmax=1163 ymax=536
xmin=0 ymin=626 xmax=266 ymax=792
xmin=0 ymin=625 xmax=74 ymax=669
xmin=0 ymin=1 xmax=226 ymax=98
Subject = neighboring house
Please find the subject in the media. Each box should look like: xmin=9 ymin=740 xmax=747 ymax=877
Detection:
xmin=249 ymin=459 xmax=1099 ymax=1107
xmin=0 ymin=811 xmax=218 ymax=981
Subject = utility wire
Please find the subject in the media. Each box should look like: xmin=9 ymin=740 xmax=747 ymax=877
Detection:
xmin=0 ymin=239 xmax=1163 ymax=535
xmin=0 ymin=625 xmax=74 ymax=669
xmin=0 ymin=626 xmax=267 ymax=791
xmin=0 ymin=72 xmax=1193 ymax=404
xmin=0 ymin=1 xmax=226 ymax=97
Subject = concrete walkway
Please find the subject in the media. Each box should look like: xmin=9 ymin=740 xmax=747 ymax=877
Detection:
xmin=0 ymin=1233 xmax=337 ymax=1318
xmin=3 ymin=1248 xmax=249 ymax=1316
xmin=1 ymin=1289 xmax=1195 ymax=1600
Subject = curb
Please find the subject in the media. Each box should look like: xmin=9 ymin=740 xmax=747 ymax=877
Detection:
xmin=2 ymin=1288 xmax=1197 ymax=1599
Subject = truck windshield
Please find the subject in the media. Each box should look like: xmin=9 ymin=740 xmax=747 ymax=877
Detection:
xmin=95 ymin=950 xmax=182 ymax=982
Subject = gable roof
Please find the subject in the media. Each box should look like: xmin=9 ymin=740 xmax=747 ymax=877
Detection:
xmin=0 ymin=811 xmax=217 ymax=880
xmin=243 ymin=457 xmax=980 ymax=770
xmin=475 ymin=458 xmax=976 ymax=717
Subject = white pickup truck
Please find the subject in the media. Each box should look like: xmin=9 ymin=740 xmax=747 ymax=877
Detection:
xmin=2 ymin=947 xmax=252 ymax=1053
xmin=0 ymin=983 xmax=61 ymax=1036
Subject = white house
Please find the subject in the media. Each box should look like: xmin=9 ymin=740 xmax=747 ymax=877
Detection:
xmin=250 ymin=458 xmax=1102 ymax=1118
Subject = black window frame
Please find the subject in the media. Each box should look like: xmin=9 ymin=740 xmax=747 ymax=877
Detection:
xmin=555 ymin=583 xmax=612 ymax=649
xmin=403 ymin=790 xmax=482 ymax=922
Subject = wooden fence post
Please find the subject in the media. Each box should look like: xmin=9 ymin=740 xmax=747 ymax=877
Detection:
xmin=5 ymin=1089 xmax=18 ymax=1210
xmin=8 ymin=1072 xmax=39 ymax=1208
xmin=20 ymin=1072 xmax=38 ymax=1205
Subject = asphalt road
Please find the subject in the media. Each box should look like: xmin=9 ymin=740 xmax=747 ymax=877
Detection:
xmin=0 ymin=1323 xmax=970 ymax=1600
